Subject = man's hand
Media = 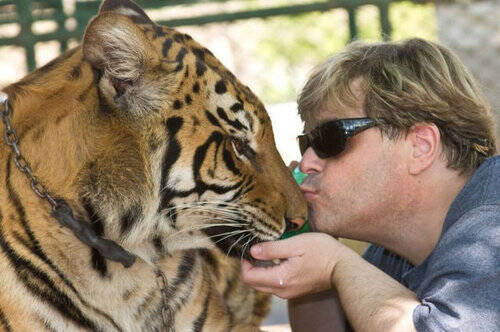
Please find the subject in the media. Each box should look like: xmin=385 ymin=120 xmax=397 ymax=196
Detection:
xmin=241 ymin=232 xmax=348 ymax=299
xmin=242 ymin=233 xmax=419 ymax=331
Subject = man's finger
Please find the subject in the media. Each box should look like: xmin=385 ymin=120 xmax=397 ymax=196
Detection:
xmin=250 ymin=237 xmax=303 ymax=260
xmin=241 ymin=259 xmax=285 ymax=288
xmin=252 ymin=286 xmax=280 ymax=294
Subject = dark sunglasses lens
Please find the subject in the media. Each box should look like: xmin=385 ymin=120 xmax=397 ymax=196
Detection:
xmin=299 ymin=118 xmax=376 ymax=159
xmin=312 ymin=122 xmax=345 ymax=158
xmin=298 ymin=126 xmax=346 ymax=158
xmin=298 ymin=135 xmax=309 ymax=155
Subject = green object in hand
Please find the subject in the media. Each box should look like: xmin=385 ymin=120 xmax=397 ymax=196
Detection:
xmin=280 ymin=221 xmax=311 ymax=239
xmin=281 ymin=166 xmax=310 ymax=239
xmin=292 ymin=165 xmax=307 ymax=185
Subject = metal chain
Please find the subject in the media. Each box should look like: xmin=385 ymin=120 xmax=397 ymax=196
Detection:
xmin=155 ymin=269 xmax=175 ymax=332
xmin=2 ymin=92 xmax=173 ymax=330
xmin=0 ymin=92 xmax=58 ymax=210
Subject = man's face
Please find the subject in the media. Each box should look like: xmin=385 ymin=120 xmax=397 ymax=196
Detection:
xmin=299 ymin=82 xmax=410 ymax=243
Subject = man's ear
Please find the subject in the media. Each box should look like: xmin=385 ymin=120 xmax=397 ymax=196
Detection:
xmin=407 ymin=123 xmax=441 ymax=175
xmin=82 ymin=8 xmax=169 ymax=116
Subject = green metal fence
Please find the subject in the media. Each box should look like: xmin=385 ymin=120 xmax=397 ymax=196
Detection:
xmin=0 ymin=0 xmax=419 ymax=71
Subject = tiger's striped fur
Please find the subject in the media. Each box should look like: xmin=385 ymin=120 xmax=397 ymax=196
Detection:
xmin=0 ymin=0 xmax=307 ymax=331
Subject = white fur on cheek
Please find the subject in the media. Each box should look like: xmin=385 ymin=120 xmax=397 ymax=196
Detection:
xmin=208 ymin=94 xmax=251 ymax=133
xmin=165 ymin=166 xmax=196 ymax=192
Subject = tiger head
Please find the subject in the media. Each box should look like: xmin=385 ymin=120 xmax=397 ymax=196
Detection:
xmin=4 ymin=0 xmax=307 ymax=266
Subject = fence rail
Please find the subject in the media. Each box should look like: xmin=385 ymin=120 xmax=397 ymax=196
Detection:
xmin=0 ymin=0 xmax=418 ymax=71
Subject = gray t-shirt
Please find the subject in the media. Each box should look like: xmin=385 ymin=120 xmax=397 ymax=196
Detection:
xmin=363 ymin=156 xmax=500 ymax=331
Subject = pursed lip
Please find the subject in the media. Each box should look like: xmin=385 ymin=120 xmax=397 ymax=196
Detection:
xmin=299 ymin=185 xmax=318 ymax=201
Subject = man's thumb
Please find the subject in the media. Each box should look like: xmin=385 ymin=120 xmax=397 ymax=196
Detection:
xmin=250 ymin=238 xmax=300 ymax=260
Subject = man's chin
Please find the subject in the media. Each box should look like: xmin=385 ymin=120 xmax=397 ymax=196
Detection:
xmin=307 ymin=207 xmax=317 ymax=231
xmin=308 ymin=208 xmax=344 ymax=236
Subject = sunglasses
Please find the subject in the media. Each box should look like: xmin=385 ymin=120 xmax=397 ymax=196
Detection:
xmin=298 ymin=117 xmax=378 ymax=159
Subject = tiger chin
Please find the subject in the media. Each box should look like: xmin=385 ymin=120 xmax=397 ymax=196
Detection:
xmin=0 ymin=0 xmax=307 ymax=331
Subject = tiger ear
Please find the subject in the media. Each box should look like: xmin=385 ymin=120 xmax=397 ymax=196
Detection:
xmin=82 ymin=5 xmax=167 ymax=116
xmin=98 ymin=0 xmax=154 ymax=25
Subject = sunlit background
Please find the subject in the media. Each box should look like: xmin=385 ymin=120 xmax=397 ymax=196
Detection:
xmin=1 ymin=1 xmax=498 ymax=330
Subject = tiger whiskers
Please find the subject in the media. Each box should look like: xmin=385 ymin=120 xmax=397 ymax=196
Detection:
xmin=160 ymin=201 xmax=251 ymax=219
xmin=160 ymin=201 xmax=245 ymax=213
xmin=161 ymin=202 xmax=252 ymax=235
xmin=164 ymin=206 xmax=243 ymax=220
xmin=241 ymin=234 xmax=257 ymax=261
xmin=212 ymin=229 xmax=252 ymax=244
xmin=160 ymin=201 xmax=246 ymax=210
xmin=227 ymin=232 xmax=252 ymax=258
xmin=158 ymin=201 xmax=261 ymax=255
xmin=165 ymin=222 xmax=247 ymax=240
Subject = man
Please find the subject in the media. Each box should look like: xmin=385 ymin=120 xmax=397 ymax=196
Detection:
xmin=242 ymin=38 xmax=499 ymax=331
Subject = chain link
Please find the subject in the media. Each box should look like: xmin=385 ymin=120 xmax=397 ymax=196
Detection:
xmin=0 ymin=92 xmax=58 ymax=211
xmin=156 ymin=269 xmax=175 ymax=332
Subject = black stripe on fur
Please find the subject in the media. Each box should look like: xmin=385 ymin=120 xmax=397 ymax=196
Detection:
xmin=162 ymin=39 xmax=173 ymax=58
xmin=4 ymin=158 xmax=122 ymax=330
xmin=192 ymin=291 xmax=210 ymax=332
xmin=158 ymin=117 xmax=183 ymax=214
xmin=216 ymin=107 xmax=248 ymax=131
xmin=5 ymin=158 xmax=82 ymax=292
xmin=0 ymin=305 xmax=12 ymax=332
xmin=171 ymin=250 xmax=196 ymax=289
xmin=0 ymin=230 xmax=97 ymax=329
xmin=222 ymin=147 xmax=241 ymax=176
xmin=120 ymin=204 xmax=143 ymax=236
xmin=81 ymin=197 xmax=108 ymax=277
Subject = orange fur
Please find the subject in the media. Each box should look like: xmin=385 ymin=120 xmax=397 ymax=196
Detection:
xmin=0 ymin=1 xmax=306 ymax=331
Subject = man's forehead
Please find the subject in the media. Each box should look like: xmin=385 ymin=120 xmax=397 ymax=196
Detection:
xmin=303 ymin=103 xmax=365 ymax=132
xmin=302 ymin=77 xmax=366 ymax=132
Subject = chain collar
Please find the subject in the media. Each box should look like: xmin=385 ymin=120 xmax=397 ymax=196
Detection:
xmin=1 ymin=92 xmax=59 ymax=208
xmin=155 ymin=268 xmax=175 ymax=331
xmin=1 ymin=91 xmax=175 ymax=329
xmin=0 ymin=91 xmax=135 ymax=267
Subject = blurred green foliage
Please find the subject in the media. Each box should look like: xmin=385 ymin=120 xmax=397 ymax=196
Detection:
xmin=250 ymin=1 xmax=437 ymax=104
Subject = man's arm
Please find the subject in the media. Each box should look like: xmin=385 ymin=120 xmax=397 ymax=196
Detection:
xmin=241 ymin=233 xmax=419 ymax=332
xmin=288 ymin=290 xmax=349 ymax=332
xmin=331 ymin=247 xmax=418 ymax=332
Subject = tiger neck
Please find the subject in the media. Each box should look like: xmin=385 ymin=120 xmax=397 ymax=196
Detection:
xmin=0 ymin=48 xmax=213 ymax=271
xmin=0 ymin=49 xmax=137 ymax=265
xmin=2 ymin=47 xmax=98 ymax=194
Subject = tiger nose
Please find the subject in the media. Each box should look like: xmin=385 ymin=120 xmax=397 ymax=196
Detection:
xmin=284 ymin=217 xmax=306 ymax=232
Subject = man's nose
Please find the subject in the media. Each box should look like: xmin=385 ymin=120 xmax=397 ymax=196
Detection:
xmin=299 ymin=147 xmax=324 ymax=174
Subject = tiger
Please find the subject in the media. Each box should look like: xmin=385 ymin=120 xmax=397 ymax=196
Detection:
xmin=0 ymin=0 xmax=307 ymax=331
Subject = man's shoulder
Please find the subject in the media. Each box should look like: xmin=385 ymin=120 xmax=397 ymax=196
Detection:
xmin=445 ymin=156 xmax=500 ymax=230
xmin=426 ymin=156 xmax=500 ymax=269
xmin=474 ymin=155 xmax=500 ymax=206
xmin=405 ymin=155 xmax=500 ymax=290
xmin=406 ymin=201 xmax=499 ymax=294
xmin=362 ymin=245 xmax=414 ymax=284
xmin=407 ymin=203 xmax=500 ymax=331
xmin=431 ymin=204 xmax=499 ymax=268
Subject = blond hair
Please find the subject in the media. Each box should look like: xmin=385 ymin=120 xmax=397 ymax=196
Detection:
xmin=298 ymin=38 xmax=496 ymax=172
